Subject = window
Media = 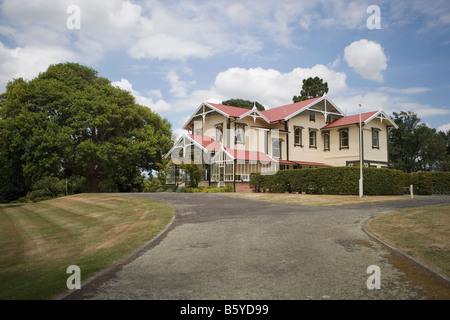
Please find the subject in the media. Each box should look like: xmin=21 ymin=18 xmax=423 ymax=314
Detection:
xmin=294 ymin=126 xmax=303 ymax=146
xmin=372 ymin=128 xmax=380 ymax=149
xmin=194 ymin=127 xmax=202 ymax=135
xmin=272 ymin=139 xmax=281 ymax=158
xmin=235 ymin=123 xmax=245 ymax=144
xmin=215 ymin=124 xmax=223 ymax=142
xmin=309 ymin=128 xmax=317 ymax=149
xmin=264 ymin=130 xmax=269 ymax=154
xmin=323 ymin=131 xmax=330 ymax=151
xmin=339 ymin=128 xmax=349 ymax=149
xmin=310 ymin=112 xmax=316 ymax=122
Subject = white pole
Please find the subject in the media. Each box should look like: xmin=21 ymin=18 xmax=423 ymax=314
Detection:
xmin=359 ymin=104 xmax=363 ymax=197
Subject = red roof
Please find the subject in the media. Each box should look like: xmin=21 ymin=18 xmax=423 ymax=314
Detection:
xmin=207 ymin=103 xmax=249 ymax=118
xmin=206 ymin=97 xmax=322 ymax=123
xmin=322 ymin=111 xmax=377 ymax=129
xmin=226 ymin=148 xmax=274 ymax=162
xmin=261 ymin=97 xmax=321 ymax=122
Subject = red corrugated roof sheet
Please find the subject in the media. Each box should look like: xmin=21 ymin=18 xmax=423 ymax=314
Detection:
xmin=226 ymin=148 xmax=274 ymax=162
xmin=207 ymin=103 xmax=249 ymax=118
xmin=206 ymin=97 xmax=321 ymax=122
xmin=322 ymin=111 xmax=377 ymax=129
xmin=261 ymin=97 xmax=321 ymax=122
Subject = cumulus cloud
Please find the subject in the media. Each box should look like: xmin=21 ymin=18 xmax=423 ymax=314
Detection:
xmin=129 ymin=35 xmax=213 ymax=61
xmin=0 ymin=42 xmax=79 ymax=91
xmin=167 ymin=64 xmax=348 ymax=118
xmin=344 ymin=39 xmax=388 ymax=83
xmin=214 ymin=65 xmax=348 ymax=108
xmin=438 ymin=123 xmax=450 ymax=132
xmin=166 ymin=70 xmax=193 ymax=98
xmin=378 ymin=87 xmax=430 ymax=94
xmin=111 ymin=78 xmax=171 ymax=112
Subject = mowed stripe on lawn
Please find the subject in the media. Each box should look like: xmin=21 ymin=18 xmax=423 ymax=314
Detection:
xmin=0 ymin=194 xmax=174 ymax=300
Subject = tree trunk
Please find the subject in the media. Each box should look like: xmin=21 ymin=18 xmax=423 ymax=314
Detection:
xmin=85 ymin=176 xmax=100 ymax=193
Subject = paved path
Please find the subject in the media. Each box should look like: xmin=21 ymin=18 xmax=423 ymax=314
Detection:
xmin=66 ymin=194 xmax=450 ymax=300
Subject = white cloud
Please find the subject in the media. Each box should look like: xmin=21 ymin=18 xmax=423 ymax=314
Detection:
xmin=378 ymin=87 xmax=430 ymax=94
xmin=148 ymin=89 xmax=163 ymax=99
xmin=332 ymin=92 xmax=391 ymax=115
xmin=167 ymin=64 xmax=349 ymax=133
xmin=318 ymin=1 xmax=369 ymax=30
xmin=411 ymin=106 xmax=450 ymax=118
xmin=111 ymin=78 xmax=171 ymax=112
xmin=438 ymin=123 xmax=450 ymax=132
xmin=332 ymin=90 xmax=450 ymax=121
xmin=0 ymin=42 xmax=79 ymax=91
xmin=166 ymin=70 xmax=193 ymax=98
xmin=344 ymin=39 xmax=388 ymax=83
xmin=128 ymin=34 xmax=213 ymax=61
xmin=213 ymin=65 xmax=348 ymax=108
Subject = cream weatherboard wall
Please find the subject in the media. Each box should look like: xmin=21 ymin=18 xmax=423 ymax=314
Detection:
xmin=288 ymin=111 xmax=328 ymax=164
xmin=323 ymin=120 xmax=391 ymax=168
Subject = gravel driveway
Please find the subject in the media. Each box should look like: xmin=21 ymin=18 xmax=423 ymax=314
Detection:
xmin=64 ymin=193 xmax=450 ymax=300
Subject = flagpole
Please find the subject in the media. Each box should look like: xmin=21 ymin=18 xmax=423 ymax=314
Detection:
xmin=359 ymin=104 xmax=363 ymax=197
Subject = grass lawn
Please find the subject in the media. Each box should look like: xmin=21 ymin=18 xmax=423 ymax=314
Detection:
xmin=366 ymin=204 xmax=450 ymax=278
xmin=0 ymin=194 xmax=174 ymax=300
xmin=226 ymin=192 xmax=409 ymax=206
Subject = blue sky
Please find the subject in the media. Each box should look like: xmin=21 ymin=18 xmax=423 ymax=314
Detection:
xmin=1 ymin=0 xmax=449 ymax=135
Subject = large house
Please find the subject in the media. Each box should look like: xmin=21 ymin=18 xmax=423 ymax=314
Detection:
xmin=165 ymin=95 xmax=398 ymax=191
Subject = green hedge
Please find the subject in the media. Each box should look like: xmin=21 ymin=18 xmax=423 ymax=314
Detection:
xmin=184 ymin=185 xmax=233 ymax=193
xmin=407 ymin=172 xmax=450 ymax=195
xmin=250 ymin=167 xmax=405 ymax=195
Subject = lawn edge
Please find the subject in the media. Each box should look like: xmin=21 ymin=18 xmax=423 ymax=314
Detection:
xmin=362 ymin=212 xmax=450 ymax=283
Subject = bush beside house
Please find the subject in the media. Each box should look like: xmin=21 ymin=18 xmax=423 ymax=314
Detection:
xmin=250 ymin=167 xmax=405 ymax=195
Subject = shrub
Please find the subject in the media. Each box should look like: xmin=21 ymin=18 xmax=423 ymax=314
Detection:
xmin=184 ymin=185 xmax=233 ymax=193
xmin=181 ymin=163 xmax=204 ymax=188
xmin=27 ymin=176 xmax=65 ymax=202
xmin=250 ymin=167 xmax=405 ymax=195
xmin=408 ymin=172 xmax=450 ymax=195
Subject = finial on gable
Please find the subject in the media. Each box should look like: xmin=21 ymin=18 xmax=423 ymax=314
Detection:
xmin=252 ymin=101 xmax=257 ymax=110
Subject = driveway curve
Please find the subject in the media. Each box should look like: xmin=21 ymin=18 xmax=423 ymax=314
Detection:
xmin=66 ymin=194 xmax=450 ymax=300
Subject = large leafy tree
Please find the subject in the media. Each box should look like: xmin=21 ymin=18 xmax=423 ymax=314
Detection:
xmin=389 ymin=111 xmax=448 ymax=172
xmin=293 ymin=76 xmax=329 ymax=102
xmin=222 ymin=99 xmax=265 ymax=111
xmin=0 ymin=63 xmax=172 ymax=200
